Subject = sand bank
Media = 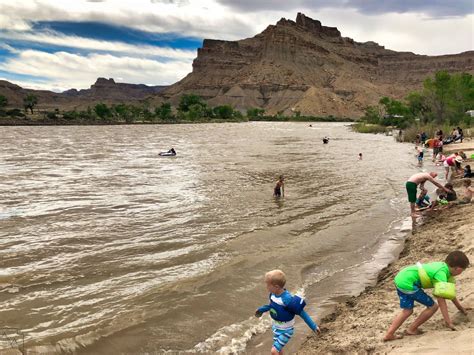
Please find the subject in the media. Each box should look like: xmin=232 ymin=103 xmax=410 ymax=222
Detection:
xmin=298 ymin=201 xmax=473 ymax=354
xmin=443 ymin=139 xmax=474 ymax=157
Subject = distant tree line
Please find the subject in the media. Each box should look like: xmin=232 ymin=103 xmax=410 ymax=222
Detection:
xmin=360 ymin=71 xmax=474 ymax=129
xmin=0 ymin=92 xmax=353 ymax=124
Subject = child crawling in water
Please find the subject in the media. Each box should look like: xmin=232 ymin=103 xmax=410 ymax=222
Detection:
xmin=256 ymin=270 xmax=320 ymax=354
xmin=274 ymin=175 xmax=285 ymax=197
xmin=384 ymin=251 xmax=470 ymax=341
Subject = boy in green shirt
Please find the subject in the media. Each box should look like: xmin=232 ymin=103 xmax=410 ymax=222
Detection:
xmin=384 ymin=251 xmax=470 ymax=341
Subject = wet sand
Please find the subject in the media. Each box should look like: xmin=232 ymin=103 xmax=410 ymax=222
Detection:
xmin=298 ymin=193 xmax=473 ymax=354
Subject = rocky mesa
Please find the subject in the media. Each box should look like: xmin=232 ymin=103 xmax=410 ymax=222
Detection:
xmin=0 ymin=78 xmax=167 ymax=110
xmin=158 ymin=13 xmax=474 ymax=117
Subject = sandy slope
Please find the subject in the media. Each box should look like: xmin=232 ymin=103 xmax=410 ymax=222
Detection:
xmin=298 ymin=201 xmax=474 ymax=354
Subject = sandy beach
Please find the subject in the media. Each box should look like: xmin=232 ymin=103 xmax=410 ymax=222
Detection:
xmin=298 ymin=141 xmax=474 ymax=354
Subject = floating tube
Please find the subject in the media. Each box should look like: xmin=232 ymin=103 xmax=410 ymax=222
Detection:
xmin=433 ymin=281 xmax=456 ymax=300
xmin=159 ymin=152 xmax=176 ymax=157
xmin=417 ymin=262 xmax=433 ymax=289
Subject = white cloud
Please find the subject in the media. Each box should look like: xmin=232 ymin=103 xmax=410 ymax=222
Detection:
xmin=304 ymin=9 xmax=474 ymax=55
xmin=0 ymin=0 xmax=472 ymax=92
xmin=0 ymin=50 xmax=192 ymax=90
xmin=1 ymin=0 xmax=472 ymax=54
xmin=0 ymin=30 xmax=197 ymax=60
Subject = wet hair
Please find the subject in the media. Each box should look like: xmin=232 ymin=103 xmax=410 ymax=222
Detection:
xmin=265 ymin=269 xmax=286 ymax=288
xmin=444 ymin=183 xmax=454 ymax=190
xmin=463 ymin=179 xmax=471 ymax=187
xmin=445 ymin=251 xmax=470 ymax=269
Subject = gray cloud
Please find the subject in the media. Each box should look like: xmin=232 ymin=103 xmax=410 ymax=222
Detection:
xmin=217 ymin=0 xmax=473 ymax=17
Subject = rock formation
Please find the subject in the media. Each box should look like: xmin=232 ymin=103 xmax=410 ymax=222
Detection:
xmin=158 ymin=13 xmax=474 ymax=117
xmin=0 ymin=78 xmax=167 ymax=110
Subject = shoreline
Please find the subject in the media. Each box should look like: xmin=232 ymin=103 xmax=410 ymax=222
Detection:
xmin=297 ymin=180 xmax=473 ymax=353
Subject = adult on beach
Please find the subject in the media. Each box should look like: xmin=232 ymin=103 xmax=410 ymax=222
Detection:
xmin=444 ymin=155 xmax=462 ymax=181
xmin=406 ymin=172 xmax=450 ymax=221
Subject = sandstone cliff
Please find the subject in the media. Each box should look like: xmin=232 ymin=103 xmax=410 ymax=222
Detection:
xmin=158 ymin=13 xmax=474 ymax=117
xmin=0 ymin=78 xmax=167 ymax=110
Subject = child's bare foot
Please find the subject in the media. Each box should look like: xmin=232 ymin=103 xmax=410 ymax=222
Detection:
xmin=405 ymin=329 xmax=424 ymax=336
xmin=383 ymin=334 xmax=403 ymax=342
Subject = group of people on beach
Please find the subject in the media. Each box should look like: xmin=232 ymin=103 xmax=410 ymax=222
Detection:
xmin=259 ymin=128 xmax=472 ymax=354
xmin=389 ymin=130 xmax=473 ymax=341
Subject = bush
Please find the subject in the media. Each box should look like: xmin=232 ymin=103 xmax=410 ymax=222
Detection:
xmin=6 ymin=108 xmax=25 ymax=118
xmin=352 ymin=123 xmax=387 ymax=134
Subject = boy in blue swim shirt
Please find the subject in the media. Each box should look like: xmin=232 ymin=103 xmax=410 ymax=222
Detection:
xmin=255 ymin=270 xmax=320 ymax=354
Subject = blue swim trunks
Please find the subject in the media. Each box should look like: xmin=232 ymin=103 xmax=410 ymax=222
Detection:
xmin=272 ymin=326 xmax=294 ymax=352
xmin=397 ymin=288 xmax=434 ymax=309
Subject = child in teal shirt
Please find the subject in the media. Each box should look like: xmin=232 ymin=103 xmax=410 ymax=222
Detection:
xmin=384 ymin=251 xmax=470 ymax=341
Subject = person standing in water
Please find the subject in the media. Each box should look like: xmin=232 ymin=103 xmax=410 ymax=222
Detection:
xmin=406 ymin=172 xmax=450 ymax=221
xmin=274 ymin=175 xmax=285 ymax=197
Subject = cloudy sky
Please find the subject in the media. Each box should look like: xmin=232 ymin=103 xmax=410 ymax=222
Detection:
xmin=0 ymin=0 xmax=472 ymax=92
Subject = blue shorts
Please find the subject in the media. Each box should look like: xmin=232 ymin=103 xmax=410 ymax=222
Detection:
xmin=272 ymin=326 xmax=294 ymax=352
xmin=397 ymin=288 xmax=434 ymax=309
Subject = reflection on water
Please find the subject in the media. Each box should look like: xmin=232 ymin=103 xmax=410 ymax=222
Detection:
xmin=0 ymin=123 xmax=416 ymax=353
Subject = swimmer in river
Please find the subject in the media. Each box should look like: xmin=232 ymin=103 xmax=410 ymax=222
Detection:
xmin=274 ymin=175 xmax=285 ymax=198
xmin=322 ymin=137 xmax=329 ymax=144
xmin=358 ymin=153 xmax=362 ymax=160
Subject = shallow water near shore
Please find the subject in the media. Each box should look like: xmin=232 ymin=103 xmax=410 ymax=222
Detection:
xmin=0 ymin=122 xmax=417 ymax=353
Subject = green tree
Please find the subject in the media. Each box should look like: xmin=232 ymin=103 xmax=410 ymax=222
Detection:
xmin=156 ymin=102 xmax=173 ymax=120
xmin=187 ymin=103 xmax=205 ymax=120
xmin=213 ymin=105 xmax=234 ymax=119
xmin=423 ymin=71 xmax=451 ymax=123
xmin=23 ymin=94 xmax=38 ymax=114
xmin=406 ymin=92 xmax=430 ymax=123
xmin=361 ymin=106 xmax=380 ymax=124
xmin=113 ymin=103 xmax=132 ymax=122
xmin=448 ymin=73 xmax=474 ymax=125
xmin=246 ymin=107 xmax=265 ymax=118
xmin=94 ymin=103 xmax=113 ymax=120
xmin=178 ymin=94 xmax=206 ymax=112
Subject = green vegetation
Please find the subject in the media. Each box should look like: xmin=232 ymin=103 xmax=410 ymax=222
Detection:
xmin=351 ymin=123 xmax=388 ymax=134
xmin=23 ymin=94 xmax=38 ymax=114
xmin=354 ymin=71 xmax=474 ymax=137
xmin=0 ymin=92 xmax=351 ymax=125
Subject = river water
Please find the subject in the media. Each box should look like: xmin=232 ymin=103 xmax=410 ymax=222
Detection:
xmin=0 ymin=122 xmax=417 ymax=353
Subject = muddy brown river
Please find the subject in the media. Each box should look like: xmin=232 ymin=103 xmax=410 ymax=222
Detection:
xmin=0 ymin=122 xmax=418 ymax=353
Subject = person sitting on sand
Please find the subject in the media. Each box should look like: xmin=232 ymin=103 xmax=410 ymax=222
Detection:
xmin=384 ymin=251 xmax=470 ymax=341
xmin=406 ymin=172 xmax=450 ymax=221
xmin=274 ymin=175 xmax=285 ymax=198
xmin=464 ymin=165 xmax=473 ymax=178
xmin=255 ymin=270 xmax=320 ymax=354
xmin=457 ymin=179 xmax=473 ymax=204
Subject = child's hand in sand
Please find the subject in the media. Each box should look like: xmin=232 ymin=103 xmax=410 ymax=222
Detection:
xmin=255 ymin=310 xmax=263 ymax=318
xmin=314 ymin=326 xmax=321 ymax=335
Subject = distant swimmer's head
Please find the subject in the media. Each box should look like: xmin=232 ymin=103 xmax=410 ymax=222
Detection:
xmin=265 ymin=269 xmax=286 ymax=293
xmin=429 ymin=172 xmax=438 ymax=178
